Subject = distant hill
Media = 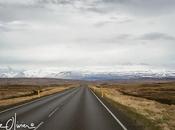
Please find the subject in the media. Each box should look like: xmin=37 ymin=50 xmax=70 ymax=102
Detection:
xmin=0 ymin=67 xmax=175 ymax=81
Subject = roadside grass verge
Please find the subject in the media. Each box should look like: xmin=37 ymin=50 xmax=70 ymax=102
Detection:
xmin=90 ymin=86 xmax=175 ymax=130
xmin=104 ymin=94 xmax=161 ymax=130
xmin=0 ymin=84 xmax=75 ymax=111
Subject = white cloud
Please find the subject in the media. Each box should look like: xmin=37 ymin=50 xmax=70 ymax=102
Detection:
xmin=0 ymin=0 xmax=175 ymax=71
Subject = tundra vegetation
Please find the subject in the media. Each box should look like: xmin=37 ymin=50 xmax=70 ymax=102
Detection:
xmin=0 ymin=84 xmax=76 ymax=111
xmin=91 ymin=81 xmax=175 ymax=130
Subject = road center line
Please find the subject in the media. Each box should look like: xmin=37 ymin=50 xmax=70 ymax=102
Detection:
xmin=48 ymin=107 xmax=59 ymax=117
xmin=90 ymin=89 xmax=128 ymax=130
xmin=48 ymin=89 xmax=79 ymax=118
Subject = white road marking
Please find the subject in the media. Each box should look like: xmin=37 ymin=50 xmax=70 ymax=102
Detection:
xmin=0 ymin=88 xmax=74 ymax=114
xmin=0 ymin=97 xmax=46 ymax=114
xmin=48 ymin=107 xmax=59 ymax=118
xmin=90 ymin=89 xmax=128 ymax=130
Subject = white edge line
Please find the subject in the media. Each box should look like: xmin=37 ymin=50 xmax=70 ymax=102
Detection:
xmin=34 ymin=121 xmax=44 ymax=130
xmin=0 ymin=97 xmax=44 ymax=114
xmin=90 ymin=89 xmax=128 ymax=130
xmin=0 ymin=88 xmax=74 ymax=114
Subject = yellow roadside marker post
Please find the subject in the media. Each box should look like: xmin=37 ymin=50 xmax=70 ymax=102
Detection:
xmin=101 ymin=87 xmax=104 ymax=98
xmin=37 ymin=90 xmax=40 ymax=97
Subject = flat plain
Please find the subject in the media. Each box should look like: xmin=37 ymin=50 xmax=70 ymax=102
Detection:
xmin=91 ymin=81 xmax=175 ymax=130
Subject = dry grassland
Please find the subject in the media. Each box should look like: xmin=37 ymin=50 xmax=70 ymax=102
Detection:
xmin=0 ymin=84 xmax=75 ymax=110
xmin=91 ymin=82 xmax=175 ymax=130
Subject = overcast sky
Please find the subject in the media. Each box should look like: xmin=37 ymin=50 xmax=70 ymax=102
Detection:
xmin=0 ymin=0 xmax=175 ymax=71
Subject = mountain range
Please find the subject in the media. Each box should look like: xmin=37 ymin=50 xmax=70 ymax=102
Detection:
xmin=0 ymin=67 xmax=175 ymax=80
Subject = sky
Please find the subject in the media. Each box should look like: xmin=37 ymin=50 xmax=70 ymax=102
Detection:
xmin=0 ymin=0 xmax=175 ymax=72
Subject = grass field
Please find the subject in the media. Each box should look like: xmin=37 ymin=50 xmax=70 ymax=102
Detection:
xmin=98 ymin=82 xmax=175 ymax=105
xmin=91 ymin=81 xmax=175 ymax=130
xmin=0 ymin=83 xmax=76 ymax=111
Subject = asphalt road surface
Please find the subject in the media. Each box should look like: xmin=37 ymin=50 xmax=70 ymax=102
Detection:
xmin=0 ymin=86 xmax=138 ymax=130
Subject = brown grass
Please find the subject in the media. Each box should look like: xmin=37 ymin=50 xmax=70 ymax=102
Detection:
xmin=98 ymin=82 xmax=175 ymax=105
xmin=90 ymin=82 xmax=175 ymax=130
xmin=0 ymin=84 xmax=75 ymax=110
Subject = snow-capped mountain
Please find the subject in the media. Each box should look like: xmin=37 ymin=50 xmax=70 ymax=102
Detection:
xmin=0 ymin=67 xmax=175 ymax=80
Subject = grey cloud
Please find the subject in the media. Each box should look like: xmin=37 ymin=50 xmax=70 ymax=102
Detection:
xmin=1 ymin=0 xmax=175 ymax=25
xmin=75 ymin=33 xmax=133 ymax=44
xmin=0 ymin=8 xmax=38 ymax=22
xmin=0 ymin=55 xmax=100 ymax=67
xmin=1 ymin=0 xmax=175 ymax=16
xmin=0 ymin=1 xmax=52 ymax=22
xmin=85 ymin=0 xmax=175 ymax=16
xmin=37 ymin=0 xmax=73 ymax=5
xmin=0 ymin=21 xmax=30 ymax=32
xmin=0 ymin=0 xmax=74 ymax=7
xmin=139 ymin=32 xmax=175 ymax=41
xmin=94 ymin=17 xmax=132 ymax=27
xmin=0 ymin=25 xmax=9 ymax=32
xmin=0 ymin=0 xmax=175 ymax=71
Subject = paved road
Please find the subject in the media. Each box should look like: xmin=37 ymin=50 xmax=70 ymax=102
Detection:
xmin=0 ymin=86 xmax=136 ymax=130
